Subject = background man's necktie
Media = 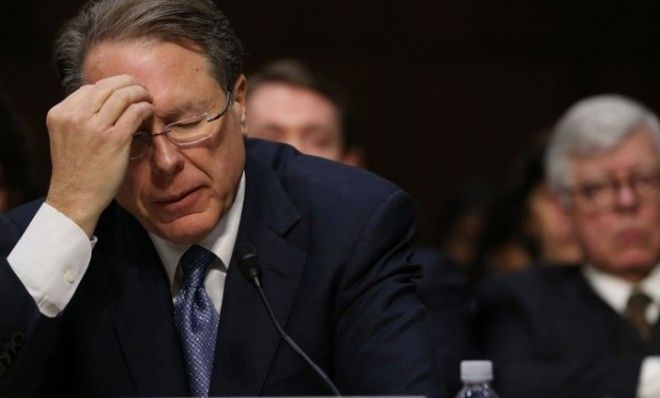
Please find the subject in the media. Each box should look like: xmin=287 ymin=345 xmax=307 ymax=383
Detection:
xmin=624 ymin=289 xmax=653 ymax=341
xmin=173 ymin=245 xmax=220 ymax=397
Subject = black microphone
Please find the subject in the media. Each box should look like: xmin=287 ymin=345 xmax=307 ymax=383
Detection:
xmin=236 ymin=243 xmax=341 ymax=396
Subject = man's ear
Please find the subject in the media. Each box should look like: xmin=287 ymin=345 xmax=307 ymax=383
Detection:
xmin=231 ymin=74 xmax=248 ymax=134
xmin=232 ymin=74 xmax=248 ymax=104
xmin=341 ymin=147 xmax=366 ymax=168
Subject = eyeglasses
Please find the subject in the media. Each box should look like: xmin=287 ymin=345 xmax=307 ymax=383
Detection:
xmin=129 ymin=91 xmax=233 ymax=160
xmin=565 ymin=170 xmax=660 ymax=211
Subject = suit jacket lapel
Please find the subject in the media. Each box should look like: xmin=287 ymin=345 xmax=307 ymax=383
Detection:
xmin=209 ymin=150 xmax=307 ymax=395
xmin=650 ymin=314 xmax=660 ymax=352
xmin=574 ymin=271 xmax=649 ymax=349
xmin=106 ymin=206 xmax=188 ymax=396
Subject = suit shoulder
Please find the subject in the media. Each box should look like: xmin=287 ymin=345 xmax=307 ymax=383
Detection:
xmin=478 ymin=265 xmax=581 ymax=304
xmin=246 ymin=138 xmax=406 ymax=208
xmin=413 ymin=246 xmax=464 ymax=285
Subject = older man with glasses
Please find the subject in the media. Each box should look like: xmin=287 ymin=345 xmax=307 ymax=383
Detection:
xmin=476 ymin=94 xmax=660 ymax=398
xmin=0 ymin=0 xmax=442 ymax=396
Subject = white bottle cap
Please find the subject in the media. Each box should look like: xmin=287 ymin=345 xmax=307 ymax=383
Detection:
xmin=460 ymin=360 xmax=493 ymax=382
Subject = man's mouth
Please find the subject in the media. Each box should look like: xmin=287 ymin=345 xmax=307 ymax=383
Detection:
xmin=153 ymin=186 xmax=203 ymax=211
xmin=614 ymin=227 xmax=648 ymax=246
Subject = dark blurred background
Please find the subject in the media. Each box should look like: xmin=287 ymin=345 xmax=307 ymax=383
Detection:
xmin=1 ymin=0 xmax=660 ymax=245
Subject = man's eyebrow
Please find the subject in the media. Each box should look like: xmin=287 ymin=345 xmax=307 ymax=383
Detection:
xmin=158 ymin=102 xmax=199 ymax=120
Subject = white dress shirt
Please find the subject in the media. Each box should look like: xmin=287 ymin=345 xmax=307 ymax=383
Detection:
xmin=8 ymin=172 xmax=245 ymax=319
xmin=583 ymin=264 xmax=660 ymax=398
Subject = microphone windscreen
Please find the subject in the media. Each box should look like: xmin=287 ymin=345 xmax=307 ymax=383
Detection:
xmin=235 ymin=242 xmax=262 ymax=283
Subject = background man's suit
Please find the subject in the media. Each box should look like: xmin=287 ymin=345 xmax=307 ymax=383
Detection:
xmin=414 ymin=247 xmax=476 ymax=395
xmin=476 ymin=265 xmax=660 ymax=398
xmin=0 ymin=139 xmax=443 ymax=397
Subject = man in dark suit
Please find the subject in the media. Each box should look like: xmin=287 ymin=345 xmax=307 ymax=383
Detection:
xmin=477 ymin=95 xmax=660 ymax=398
xmin=0 ymin=0 xmax=443 ymax=396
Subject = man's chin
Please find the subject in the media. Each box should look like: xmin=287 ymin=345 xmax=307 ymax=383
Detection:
xmin=151 ymin=212 xmax=218 ymax=245
xmin=604 ymin=253 xmax=659 ymax=281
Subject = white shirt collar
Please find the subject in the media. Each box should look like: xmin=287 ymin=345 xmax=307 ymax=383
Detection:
xmin=583 ymin=262 xmax=660 ymax=320
xmin=148 ymin=171 xmax=246 ymax=286
xmin=641 ymin=264 xmax=660 ymax=308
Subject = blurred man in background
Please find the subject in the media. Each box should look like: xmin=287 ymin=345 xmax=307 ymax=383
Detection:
xmin=247 ymin=59 xmax=363 ymax=167
xmin=477 ymin=94 xmax=660 ymax=398
xmin=474 ymin=132 xmax=583 ymax=280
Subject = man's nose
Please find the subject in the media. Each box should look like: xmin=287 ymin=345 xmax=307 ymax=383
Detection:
xmin=614 ymin=182 xmax=639 ymax=211
xmin=150 ymin=135 xmax=184 ymax=175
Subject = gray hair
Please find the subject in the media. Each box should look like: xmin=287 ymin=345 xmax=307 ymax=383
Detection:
xmin=546 ymin=94 xmax=660 ymax=192
xmin=53 ymin=0 xmax=244 ymax=94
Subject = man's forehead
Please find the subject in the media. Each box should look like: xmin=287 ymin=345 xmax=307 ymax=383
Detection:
xmin=249 ymin=83 xmax=341 ymax=126
xmin=83 ymin=38 xmax=211 ymax=83
xmin=82 ymin=39 xmax=221 ymax=113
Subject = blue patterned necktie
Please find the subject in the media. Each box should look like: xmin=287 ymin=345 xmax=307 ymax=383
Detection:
xmin=173 ymin=245 xmax=220 ymax=397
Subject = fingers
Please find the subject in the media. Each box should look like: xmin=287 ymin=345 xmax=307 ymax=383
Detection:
xmin=50 ymin=74 xmax=152 ymax=141
xmin=60 ymin=75 xmax=136 ymax=113
xmin=113 ymin=101 xmax=155 ymax=140
xmin=86 ymin=74 xmax=143 ymax=113
xmin=94 ymin=84 xmax=152 ymax=131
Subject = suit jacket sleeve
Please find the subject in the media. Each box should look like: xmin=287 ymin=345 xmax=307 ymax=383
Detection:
xmin=332 ymin=189 xmax=446 ymax=397
xmin=0 ymin=211 xmax=64 ymax=397
xmin=476 ymin=272 xmax=642 ymax=398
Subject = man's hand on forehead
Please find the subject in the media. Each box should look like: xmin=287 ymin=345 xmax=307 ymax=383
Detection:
xmin=45 ymin=74 xmax=154 ymax=237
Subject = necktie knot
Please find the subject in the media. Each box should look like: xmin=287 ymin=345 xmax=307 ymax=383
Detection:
xmin=180 ymin=244 xmax=216 ymax=289
xmin=624 ymin=288 xmax=653 ymax=341
xmin=628 ymin=289 xmax=652 ymax=310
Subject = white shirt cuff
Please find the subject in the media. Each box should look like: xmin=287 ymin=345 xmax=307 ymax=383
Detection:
xmin=638 ymin=356 xmax=660 ymax=398
xmin=7 ymin=203 xmax=95 ymax=317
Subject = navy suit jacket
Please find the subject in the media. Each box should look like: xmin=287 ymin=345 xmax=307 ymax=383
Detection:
xmin=0 ymin=139 xmax=443 ymax=397
xmin=476 ymin=266 xmax=660 ymax=398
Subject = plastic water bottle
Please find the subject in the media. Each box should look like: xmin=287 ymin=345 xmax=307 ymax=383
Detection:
xmin=454 ymin=360 xmax=500 ymax=398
